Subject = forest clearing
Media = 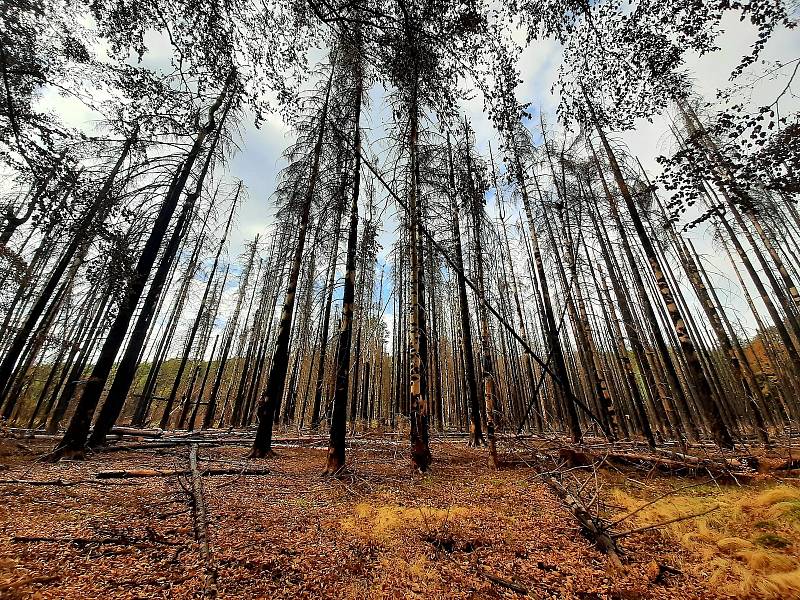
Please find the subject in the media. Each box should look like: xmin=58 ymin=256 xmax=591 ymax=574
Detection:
xmin=1 ymin=0 xmax=800 ymax=598
xmin=1 ymin=431 xmax=799 ymax=599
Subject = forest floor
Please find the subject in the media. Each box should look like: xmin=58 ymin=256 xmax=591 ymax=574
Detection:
xmin=0 ymin=434 xmax=798 ymax=599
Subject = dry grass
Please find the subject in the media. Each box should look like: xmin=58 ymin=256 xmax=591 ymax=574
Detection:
xmin=340 ymin=502 xmax=474 ymax=538
xmin=612 ymin=483 xmax=800 ymax=599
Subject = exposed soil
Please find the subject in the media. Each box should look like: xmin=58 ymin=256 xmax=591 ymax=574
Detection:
xmin=0 ymin=436 xmax=796 ymax=599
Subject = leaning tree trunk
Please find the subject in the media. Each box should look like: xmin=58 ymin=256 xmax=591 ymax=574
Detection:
xmin=88 ymin=106 xmax=231 ymax=445
xmin=656 ymin=192 xmax=769 ymax=444
xmin=311 ymin=173 xmax=345 ymax=430
xmin=324 ymin=37 xmax=363 ymax=475
xmin=514 ymin=149 xmax=582 ymax=442
xmin=249 ymin=64 xmax=334 ymax=458
xmin=586 ymin=99 xmax=733 ymax=449
xmin=54 ymin=78 xmax=232 ymax=459
xmin=447 ymin=133 xmax=483 ymax=447
xmin=584 ymin=192 xmax=656 ymax=447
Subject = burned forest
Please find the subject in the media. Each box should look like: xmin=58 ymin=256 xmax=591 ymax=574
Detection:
xmin=1 ymin=0 xmax=800 ymax=598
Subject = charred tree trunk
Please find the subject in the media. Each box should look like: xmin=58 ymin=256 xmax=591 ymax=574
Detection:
xmin=250 ymin=64 xmax=334 ymax=458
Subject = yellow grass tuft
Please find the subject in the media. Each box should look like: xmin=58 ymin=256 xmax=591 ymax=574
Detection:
xmin=612 ymin=483 xmax=800 ymax=599
xmin=716 ymin=537 xmax=753 ymax=552
xmin=743 ymin=487 xmax=800 ymax=509
xmin=754 ymin=568 xmax=800 ymax=598
xmin=340 ymin=503 xmax=472 ymax=540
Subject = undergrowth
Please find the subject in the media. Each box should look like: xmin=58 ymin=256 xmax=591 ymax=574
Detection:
xmin=612 ymin=483 xmax=800 ymax=599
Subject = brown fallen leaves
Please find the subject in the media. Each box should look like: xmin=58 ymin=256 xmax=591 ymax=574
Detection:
xmin=0 ymin=435 xmax=775 ymax=599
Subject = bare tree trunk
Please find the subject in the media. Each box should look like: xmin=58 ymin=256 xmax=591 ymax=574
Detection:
xmin=463 ymin=119 xmax=498 ymax=466
xmin=250 ymin=64 xmax=334 ymax=458
xmin=55 ymin=77 xmax=233 ymax=458
xmin=324 ymin=36 xmax=364 ymax=472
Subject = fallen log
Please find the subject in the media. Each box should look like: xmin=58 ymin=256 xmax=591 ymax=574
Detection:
xmin=12 ymin=535 xmax=163 ymax=548
xmin=775 ymin=458 xmax=800 ymax=471
xmin=95 ymin=467 xmax=270 ymax=479
xmin=560 ymin=448 xmax=754 ymax=481
xmin=96 ymin=440 xmax=219 ymax=453
xmin=541 ymin=473 xmax=623 ymax=570
xmin=109 ymin=426 xmax=164 ymax=438
xmin=96 ymin=468 xmax=181 ymax=478
xmin=651 ymin=448 xmax=754 ymax=471
xmin=0 ymin=478 xmax=77 ymax=486
xmin=188 ymin=444 xmax=218 ymax=598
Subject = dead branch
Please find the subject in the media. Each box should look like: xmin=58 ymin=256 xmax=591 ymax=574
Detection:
xmin=612 ymin=505 xmax=720 ymax=539
xmin=94 ymin=467 xmax=270 ymax=479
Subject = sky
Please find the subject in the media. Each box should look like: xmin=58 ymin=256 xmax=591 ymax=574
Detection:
xmin=224 ymin=11 xmax=799 ymax=340
xmin=222 ymin=12 xmax=799 ymax=235
xmin=38 ymin=7 xmax=800 ymax=352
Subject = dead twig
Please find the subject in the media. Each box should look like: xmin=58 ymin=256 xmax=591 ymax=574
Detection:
xmin=612 ymin=505 xmax=720 ymax=539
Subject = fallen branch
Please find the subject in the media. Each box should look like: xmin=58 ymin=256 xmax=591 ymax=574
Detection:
xmin=612 ymin=505 xmax=720 ymax=539
xmin=541 ymin=473 xmax=623 ymax=570
xmin=95 ymin=467 xmax=269 ymax=479
xmin=0 ymin=574 xmax=60 ymax=591
xmin=479 ymin=567 xmax=529 ymax=595
xmin=609 ymin=479 xmax=712 ymax=526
